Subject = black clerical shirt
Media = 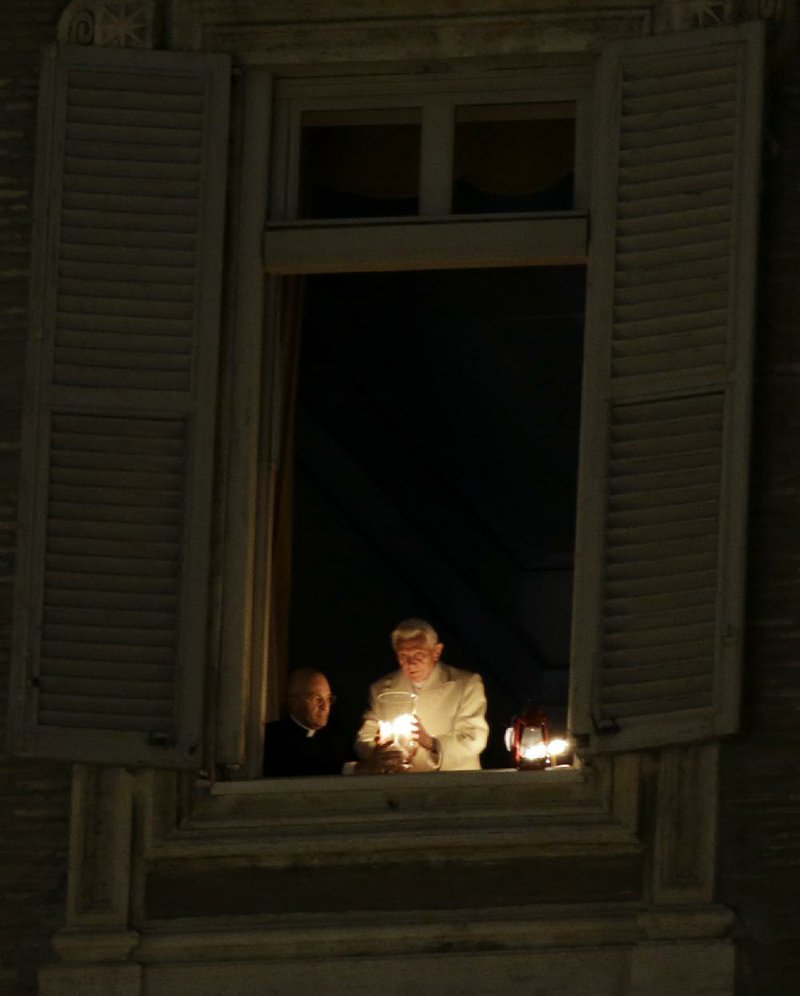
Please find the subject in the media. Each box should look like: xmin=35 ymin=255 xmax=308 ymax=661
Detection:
xmin=262 ymin=715 xmax=351 ymax=777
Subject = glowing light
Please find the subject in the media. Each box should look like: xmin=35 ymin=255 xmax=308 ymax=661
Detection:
xmin=379 ymin=713 xmax=415 ymax=748
xmin=521 ymin=742 xmax=548 ymax=761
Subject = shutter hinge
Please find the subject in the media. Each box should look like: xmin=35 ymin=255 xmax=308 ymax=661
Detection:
xmin=591 ymin=713 xmax=620 ymax=736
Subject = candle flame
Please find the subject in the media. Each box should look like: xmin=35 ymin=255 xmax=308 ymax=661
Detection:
xmin=378 ymin=713 xmax=415 ymax=747
xmin=521 ymin=742 xmax=548 ymax=761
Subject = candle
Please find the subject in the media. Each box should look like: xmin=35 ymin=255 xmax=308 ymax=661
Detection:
xmin=378 ymin=713 xmax=415 ymax=749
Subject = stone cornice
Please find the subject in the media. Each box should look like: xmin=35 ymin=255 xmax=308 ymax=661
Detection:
xmin=57 ymin=0 xmax=161 ymax=48
xmin=54 ymin=1 xmax=791 ymax=64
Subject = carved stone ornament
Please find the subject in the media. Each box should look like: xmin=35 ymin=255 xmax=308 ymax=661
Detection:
xmin=653 ymin=0 xmax=785 ymax=31
xmin=57 ymin=0 xmax=160 ymax=48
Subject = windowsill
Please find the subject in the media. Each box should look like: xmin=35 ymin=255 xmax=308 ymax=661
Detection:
xmin=199 ymin=765 xmax=594 ymax=833
xmin=138 ymin=756 xmax=644 ymax=922
xmin=210 ymin=764 xmax=582 ymax=794
xmin=141 ymin=756 xmax=640 ymax=868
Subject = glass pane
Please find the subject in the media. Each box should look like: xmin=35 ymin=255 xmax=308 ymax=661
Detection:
xmin=299 ymin=108 xmax=421 ymax=219
xmin=452 ymin=102 xmax=576 ymax=215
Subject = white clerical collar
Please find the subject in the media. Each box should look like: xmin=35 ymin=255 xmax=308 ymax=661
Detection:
xmin=289 ymin=714 xmax=316 ymax=737
xmin=412 ymin=662 xmax=441 ymax=691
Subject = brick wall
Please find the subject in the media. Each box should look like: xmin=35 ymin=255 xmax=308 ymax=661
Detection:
xmin=718 ymin=37 xmax=800 ymax=996
xmin=0 ymin=4 xmax=72 ymax=994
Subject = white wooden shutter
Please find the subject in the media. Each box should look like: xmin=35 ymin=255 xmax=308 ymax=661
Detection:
xmin=569 ymin=23 xmax=763 ymax=752
xmin=9 ymin=44 xmax=229 ymax=767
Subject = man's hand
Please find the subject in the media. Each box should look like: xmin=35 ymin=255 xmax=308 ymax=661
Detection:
xmin=357 ymin=741 xmax=408 ymax=774
xmin=412 ymin=717 xmax=435 ymax=753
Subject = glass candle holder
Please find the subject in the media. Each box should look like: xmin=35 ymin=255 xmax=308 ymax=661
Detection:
xmin=376 ymin=690 xmax=417 ymax=767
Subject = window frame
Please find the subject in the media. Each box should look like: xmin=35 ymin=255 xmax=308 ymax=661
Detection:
xmin=218 ymin=63 xmax=593 ymax=779
xmin=8 ymin=19 xmax=762 ymax=951
xmin=10 ymin=24 xmax=760 ymax=785
xmin=269 ymin=67 xmax=593 ymax=222
xmin=217 ymin=22 xmax=762 ymax=779
xmin=4 ymin=21 xmax=767 ymax=982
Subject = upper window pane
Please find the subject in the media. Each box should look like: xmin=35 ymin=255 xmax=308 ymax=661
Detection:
xmin=452 ymin=102 xmax=576 ymax=215
xmin=299 ymin=108 xmax=421 ymax=220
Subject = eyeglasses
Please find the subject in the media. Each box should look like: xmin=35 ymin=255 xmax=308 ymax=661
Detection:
xmin=397 ymin=651 xmax=433 ymax=664
xmin=306 ymin=694 xmax=336 ymax=706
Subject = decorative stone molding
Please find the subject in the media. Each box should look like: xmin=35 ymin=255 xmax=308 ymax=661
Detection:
xmin=651 ymin=743 xmax=719 ymax=905
xmin=196 ymin=11 xmax=652 ymax=64
xmin=57 ymin=0 xmax=160 ymax=48
xmin=64 ymin=765 xmax=136 ymax=930
xmin=653 ymin=0 xmax=785 ymax=32
xmin=139 ymin=757 xmax=641 ymax=867
xmin=41 ymin=767 xmax=141 ymax=990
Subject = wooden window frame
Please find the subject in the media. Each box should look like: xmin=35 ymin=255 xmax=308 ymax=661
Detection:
xmin=268 ymin=68 xmax=593 ymax=223
xmin=215 ymin=63 xmax=592 ymax=779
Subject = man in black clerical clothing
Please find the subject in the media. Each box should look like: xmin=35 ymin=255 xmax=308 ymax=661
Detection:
xmin=262 ymin=668 xmax=351 ymax=777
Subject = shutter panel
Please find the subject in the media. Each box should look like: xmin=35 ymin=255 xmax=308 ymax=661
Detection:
xmin=9 ymin=45 xmax=229 ymax=767
xmin=570 ymin=24 xmax=763 ymax=752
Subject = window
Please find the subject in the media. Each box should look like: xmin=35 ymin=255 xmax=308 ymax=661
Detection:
xmin=298 ymin=108 xmax=422 ymax=219
xmin=269 ymin=70 xmax=589 ymax=223
xmin=261 ymin=68 xmax=590 ymax=770
xmin=10 ymin=24 xmax=763 ymax=775
xmin=452 ymin=102 xmax=577 ymax=214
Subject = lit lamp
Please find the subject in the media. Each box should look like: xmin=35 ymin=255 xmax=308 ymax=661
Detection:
xmin=505 ymin=703 xmax=572 ymax=770
xmin=376 ymin=690 xmax=417 ymax=769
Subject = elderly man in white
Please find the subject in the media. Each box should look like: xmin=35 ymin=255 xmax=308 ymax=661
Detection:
xmin=355 ymin=618 xmax=489 ymax=772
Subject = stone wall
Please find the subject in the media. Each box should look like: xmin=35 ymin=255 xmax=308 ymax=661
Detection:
xmin=718 ymin=35 xmax=800 ymax=996
xmin=2 ymin=3 xmax=800 ymax=994
xmin=0 ymin=3 xmax=71 ymax=994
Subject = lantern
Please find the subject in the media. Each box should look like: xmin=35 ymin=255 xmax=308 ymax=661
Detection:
xmin=376 ymin=690 xmax=417 ymax=769
xmin=505 ymin=704 xmax=573 ymax=770
xmin=505 ymin=703 xmax=550 ymax=770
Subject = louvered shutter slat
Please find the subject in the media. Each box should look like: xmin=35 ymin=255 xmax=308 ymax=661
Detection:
xmin=64 ymin=143 xmax=202 ymax=165
xmin=39 ymin=712 xmax=174 ymax=732
xmin=42 ymin=657 xmax=174 ymax=679
xmin=53 ymin=366 xmax=191 ymax=391
xmin=570 ymin=24 xmax=762 ymax=752
xmin=618 ymin=224 xmax=731 ymax=253
xmin=40 ymin=674 xmax=173 ymax=698
xmin=61 ymin=229 xmax=198 ymax=253
xmin=10 ymin=45 xmax=229 ymax=767
xmin=55 ymin=340 xmax=192 ymax=363
xmin=40 ymin=640 xmax=173 ymax=663
xmin=621 ymin=117 xmax=735 ymax=151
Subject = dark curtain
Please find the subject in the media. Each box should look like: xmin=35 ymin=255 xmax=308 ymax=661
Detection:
xmin=265 ymin=276 xmax=304 ymax=721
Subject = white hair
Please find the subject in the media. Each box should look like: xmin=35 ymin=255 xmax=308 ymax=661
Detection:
xmin=390 ymin=617 xmax=439 ymax=649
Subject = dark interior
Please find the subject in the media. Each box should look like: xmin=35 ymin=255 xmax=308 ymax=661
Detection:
xmin=288 ymin=266 xmax=585 ymax=766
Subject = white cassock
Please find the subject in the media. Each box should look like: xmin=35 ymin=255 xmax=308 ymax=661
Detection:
xmin=355 ymin=662 xmax=489 ymax=771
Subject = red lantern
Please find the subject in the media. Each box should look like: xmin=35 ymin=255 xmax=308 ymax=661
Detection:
xmin=507 ymin=703 xmax=551 ymax=770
